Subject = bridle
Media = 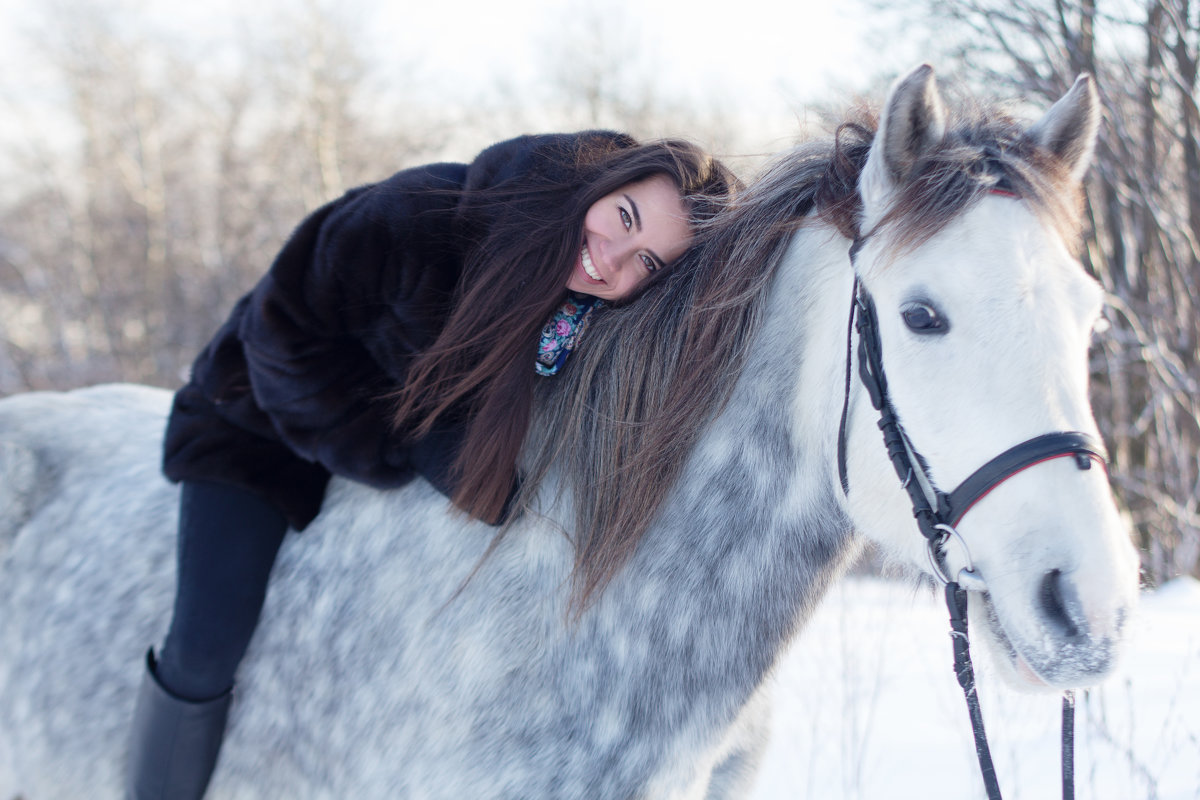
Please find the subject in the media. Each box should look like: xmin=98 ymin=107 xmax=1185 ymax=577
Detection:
xmin=836 ymin=221 xmax=1107 ymax=800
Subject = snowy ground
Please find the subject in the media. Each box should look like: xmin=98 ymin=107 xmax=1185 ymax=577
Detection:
xmin=748 ymin=576 xmax=1200 ymax=800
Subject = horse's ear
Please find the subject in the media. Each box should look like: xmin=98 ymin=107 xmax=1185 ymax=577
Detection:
xmin=1022 ymin=74 xmax=1100 ymax=182
xmin=859 ymin=64 xmax=947 ymax=229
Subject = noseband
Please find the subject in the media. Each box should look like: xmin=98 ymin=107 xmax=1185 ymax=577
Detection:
xmin=837 ymin=228 xmax=1106 ymax=800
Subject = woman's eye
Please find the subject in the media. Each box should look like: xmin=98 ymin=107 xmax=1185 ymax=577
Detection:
xmin=902 ymin=302 xmax=947 ymax=334
xmin=619 ymin=207 xmax=632 ymax=231
xmin=640 ymin=254 xmax=657 ymax=272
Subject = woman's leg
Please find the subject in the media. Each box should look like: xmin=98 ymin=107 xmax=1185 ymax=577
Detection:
xmin=157 ymin=480 xmax=289 ymax=700
xmin=127 ymin=480 xmax=288 ymax=800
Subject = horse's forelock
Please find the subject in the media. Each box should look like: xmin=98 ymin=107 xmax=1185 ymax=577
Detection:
xmin=875 ymin=112 xmax=1086 ymax=256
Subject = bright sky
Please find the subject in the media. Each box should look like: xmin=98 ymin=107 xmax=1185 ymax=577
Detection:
xmin=378 ymin=0 xmax=883 ymax=101
xmin=0 ymin=0 xmax=925 ymax=160
xmin=145 ymin=0 xmax=901 ymax=94
xmin=0 ymin=0 xmax=919 ymax=98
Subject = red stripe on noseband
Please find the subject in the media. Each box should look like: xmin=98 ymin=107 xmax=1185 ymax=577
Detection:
xmin=949 ymin=450 xmax=1108 ymax=527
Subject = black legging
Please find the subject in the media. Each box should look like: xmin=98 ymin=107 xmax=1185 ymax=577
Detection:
xmin=155 ymin=481 xmax=288 ymax=702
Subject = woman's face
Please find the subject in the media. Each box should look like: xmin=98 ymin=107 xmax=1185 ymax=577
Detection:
xmin=566 ymin=174 xmax=691 ymax=302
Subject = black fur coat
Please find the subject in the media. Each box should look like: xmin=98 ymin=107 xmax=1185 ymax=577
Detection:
xmin=162 ymin=131 xmax=633 ymax=529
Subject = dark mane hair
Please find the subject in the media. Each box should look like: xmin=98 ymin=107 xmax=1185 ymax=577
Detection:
xmin=391 ymin=135 xmax=738 ymax=524
xmin=518 ymin=103 xmax=1087 ymax=611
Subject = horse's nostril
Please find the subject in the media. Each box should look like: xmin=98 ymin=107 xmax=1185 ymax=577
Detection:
xmin=1039 ymin=569 xmax=1081 ymax=639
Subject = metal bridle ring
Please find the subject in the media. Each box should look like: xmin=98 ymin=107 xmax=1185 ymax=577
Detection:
xmin=927 ymin=523 xmax=986 ymax=590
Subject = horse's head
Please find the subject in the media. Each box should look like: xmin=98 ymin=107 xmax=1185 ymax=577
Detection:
xmin=841 ymin=65 xmax=1139 ymax=690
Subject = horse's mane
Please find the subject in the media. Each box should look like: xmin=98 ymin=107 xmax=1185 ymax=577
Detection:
xmin=515 ymin=101 xmax=1085 ymax=610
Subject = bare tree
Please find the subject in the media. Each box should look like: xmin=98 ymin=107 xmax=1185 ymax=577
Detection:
xmin=0 ymin=0 xmax=206 ymax=387
xmin=0 ymin=0 xmax=443 ymax=393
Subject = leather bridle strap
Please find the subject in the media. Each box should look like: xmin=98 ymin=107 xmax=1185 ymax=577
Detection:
xmin=837 ymin=254 xmax=1106 ymax=800
xmin=940 ymin=431 xmax=1107 ymax=527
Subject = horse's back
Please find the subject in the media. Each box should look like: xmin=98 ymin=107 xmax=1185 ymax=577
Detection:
xmin=0 ymin=384 xmax=179 ymax=798
xmin=0 ymin=384 xmax=567 ymax=798
xmin=0 ymin=384 xmax=777 ymax=799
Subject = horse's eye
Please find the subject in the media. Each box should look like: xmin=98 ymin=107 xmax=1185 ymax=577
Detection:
xmin=902 ymin=302 xmax=947 ymax=335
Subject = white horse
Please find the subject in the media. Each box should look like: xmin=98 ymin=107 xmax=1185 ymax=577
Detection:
xmin=0 ymin=66 xmax=1139 ymax=799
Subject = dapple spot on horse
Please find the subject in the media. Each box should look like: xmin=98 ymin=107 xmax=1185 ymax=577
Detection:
xmin=0 ymin=66 xmax=1138 ymax=799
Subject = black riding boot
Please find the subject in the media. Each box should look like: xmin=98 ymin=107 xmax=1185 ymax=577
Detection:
xmin=126 ymin=480 xmax=288 ymax=798
xmin=126 ymin=649 xmax=232 ymax=800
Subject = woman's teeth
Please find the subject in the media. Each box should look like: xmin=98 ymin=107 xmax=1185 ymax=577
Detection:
xmin=581 ymin=243 xmax=602 ymax=282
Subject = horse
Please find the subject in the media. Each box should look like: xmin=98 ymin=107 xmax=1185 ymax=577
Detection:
xmin=0 ymin=65 xmax=1139 ymax=799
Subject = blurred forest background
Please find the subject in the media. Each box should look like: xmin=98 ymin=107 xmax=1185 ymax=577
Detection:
xmin=0 ymin=0 xmax=1196 ymax=586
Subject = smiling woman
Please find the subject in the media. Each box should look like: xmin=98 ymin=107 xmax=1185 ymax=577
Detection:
xmin=126 ymin=130 xmax=736 ymax=799
xmin=566 ymin=175 xmax=692 ymax=301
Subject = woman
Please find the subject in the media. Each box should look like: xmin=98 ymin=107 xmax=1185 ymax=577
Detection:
xmin=126 ymin=130 xmax=736 ymax=799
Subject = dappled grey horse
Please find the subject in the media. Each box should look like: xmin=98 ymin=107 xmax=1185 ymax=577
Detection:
xmin=0 ymin=66 xmax=1138 ymax=799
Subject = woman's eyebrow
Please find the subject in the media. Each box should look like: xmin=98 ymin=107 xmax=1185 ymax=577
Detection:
xmin=623 ymin=194 xmax=642 ymax=232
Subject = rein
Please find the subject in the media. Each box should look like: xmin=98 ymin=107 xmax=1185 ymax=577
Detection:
xmin=837 ymin=224 xmax=1105 ymax=800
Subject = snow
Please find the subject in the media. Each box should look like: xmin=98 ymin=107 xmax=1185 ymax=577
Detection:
xmin=749 ymin=577 xmax=1200 ymax=800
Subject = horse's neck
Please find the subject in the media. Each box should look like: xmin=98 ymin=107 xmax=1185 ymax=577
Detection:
xmin=611 ymin=223 xmax=859 ymax=636
xmin=782 ymin=226 xmax=862 ymax=461
xmin=708 ymin=223 xmax=856 ymax=500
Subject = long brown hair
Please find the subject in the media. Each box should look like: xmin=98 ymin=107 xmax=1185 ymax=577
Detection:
xmin=390 ymin=134 xmax=738 ymax=524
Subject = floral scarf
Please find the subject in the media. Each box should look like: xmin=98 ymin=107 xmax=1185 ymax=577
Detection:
xmin=535 ymin=294 xmax=604 ymax=376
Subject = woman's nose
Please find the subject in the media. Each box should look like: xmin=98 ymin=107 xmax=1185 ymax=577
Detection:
xmin=602 ymin=240 xmax=634 ymax=272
